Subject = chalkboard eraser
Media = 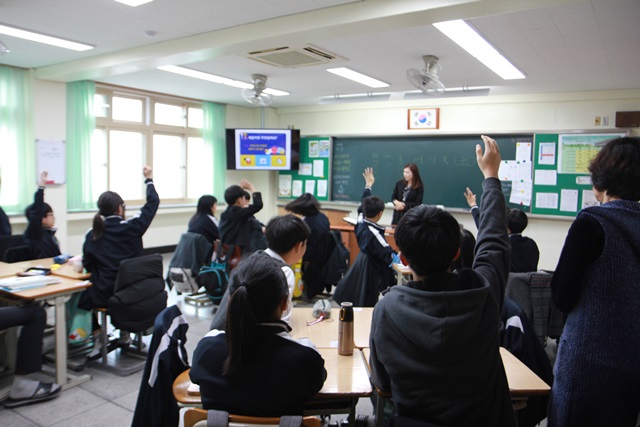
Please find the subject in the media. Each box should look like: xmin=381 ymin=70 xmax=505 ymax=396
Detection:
xmin=436 ymin=205 xmax=445 ymax=210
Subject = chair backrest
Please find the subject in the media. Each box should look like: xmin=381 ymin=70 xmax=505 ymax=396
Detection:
xmin=3 ymin=244 xmax=31 ymax=263
xmin=184 ymin=408 xmax=321 ymax=427
xmin=0 ymin=234 xmax=26 ymax=261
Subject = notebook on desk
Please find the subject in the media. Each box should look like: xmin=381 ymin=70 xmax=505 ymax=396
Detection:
xmin=342 ymin=216 xmax=357 ymax=225
xmin=0 ymin=275 xmax=61 ymax=292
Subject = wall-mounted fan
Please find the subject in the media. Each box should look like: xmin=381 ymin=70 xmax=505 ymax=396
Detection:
xmin=407 ymin=55 xmax=445 ymax=95
xmin=242 ymin=74 xmax=272 ymax=107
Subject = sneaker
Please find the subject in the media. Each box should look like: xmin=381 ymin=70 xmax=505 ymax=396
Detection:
xmin=86 ymin=336 xmax=104 ymax=361
xmin=3 ymin=382 xmax=61 ymax=408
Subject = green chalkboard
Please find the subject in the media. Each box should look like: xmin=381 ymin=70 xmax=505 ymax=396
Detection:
xmin=331 ymin=134 xmax=533 ymax=210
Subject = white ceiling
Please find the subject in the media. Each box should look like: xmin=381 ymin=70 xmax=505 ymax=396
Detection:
xmin=1 ymin=0 xmax=639 ymax=108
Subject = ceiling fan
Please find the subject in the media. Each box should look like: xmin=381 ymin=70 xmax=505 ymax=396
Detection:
xmin=406 ymin=55 xmax=445 ymax=95
xmin=241 ymin=74 xmax=272 ymax=107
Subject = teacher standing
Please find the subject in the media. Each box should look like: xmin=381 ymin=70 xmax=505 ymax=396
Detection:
xmin=391 ymin=162 xmax=424 ymax=225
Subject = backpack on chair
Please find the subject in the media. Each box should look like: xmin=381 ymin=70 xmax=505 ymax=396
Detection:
xmin=196 ymin=241 xmax=240 ymax=304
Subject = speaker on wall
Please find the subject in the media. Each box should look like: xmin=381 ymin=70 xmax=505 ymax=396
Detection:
xmin=615 ymin=111 xmax=640 ymax=128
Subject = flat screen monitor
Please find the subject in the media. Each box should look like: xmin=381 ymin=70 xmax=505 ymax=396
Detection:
xmin=226 ymin=128 xmax=300 ymax=170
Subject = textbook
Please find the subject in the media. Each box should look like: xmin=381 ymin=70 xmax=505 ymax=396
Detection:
xmin=0 ymin=276 xmax=61 ymax=292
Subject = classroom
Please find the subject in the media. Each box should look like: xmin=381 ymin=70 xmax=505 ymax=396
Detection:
xmin=1 ymin=0 xmax=640 ymax=426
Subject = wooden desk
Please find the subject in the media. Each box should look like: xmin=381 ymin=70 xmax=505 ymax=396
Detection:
xmin=290 ymin=307 xmax=372 ymax=349
xmin=0 ymin=257 xmax=91 ymax=280
xmin=0 ymin=276 xmax=92 ymax=389
xmin=391 ymin=263 xmax=412 ymax=286
xmin=174 ymin=348 xmax=372 ymax=423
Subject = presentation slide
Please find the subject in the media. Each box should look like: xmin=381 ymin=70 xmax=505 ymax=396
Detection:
xmin=234 ymin=129 xmax=291 ymax=170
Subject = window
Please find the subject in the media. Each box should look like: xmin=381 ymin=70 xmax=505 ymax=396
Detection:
xmin=93 ymin=85 xmax=210 ymax=205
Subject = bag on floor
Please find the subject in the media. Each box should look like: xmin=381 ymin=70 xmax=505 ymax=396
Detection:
xmin=197 ymin=242 xmax=235 ymax=303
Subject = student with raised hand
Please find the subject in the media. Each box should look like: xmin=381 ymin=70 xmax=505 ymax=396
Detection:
xmin=80 ymin=165 xmax=159 ymax=359
xmin=548 ymin=136 xmax=640 ymax=426
xmin=210 ymin=214 xmax=310 ymax=330
xmin=0 ymin=305 xmax=61 ymax=408
xmin=187 ymin=195 xmax=219 ymax=243
xmin=24 ymin=171 xmax=61 ymax=259
xmin=369 ymin=135 xmax=517 ymax=426
xmin=191 ymin=255 xmax=326 ymax=417
xmin=390 ymin=162 xmax=424 ymax=225
xmin=218 ymin=179 xmax=265 ymax=254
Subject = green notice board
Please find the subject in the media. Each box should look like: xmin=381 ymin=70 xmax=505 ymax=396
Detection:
xmin=531 ymin=133 xmax=625 ymax=217
xmin=331 ymin=134 xmax=533 ymax=210
xmin=277 ymin=136 xmax=331 ymax=201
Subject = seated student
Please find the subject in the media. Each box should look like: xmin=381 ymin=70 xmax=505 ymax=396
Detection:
xmin=465 ymin=188 xmax=540 ymax=272
xmin=187 ymin=195 xmax=219 ymax=243
xmin=369 ymin=136 xmax=517 ymax=426
xmin=24 ymin=171 xmax=61 ymax=259
xmin=0 ymin=305 xmax=61 ymax=407
xmin=191 ymin=255 xmax=326 ymax=416
xmin=334 ymin=168 xmax=396 ymax=307
xmin=285 ymin=193 xmax=331 ymax=298
xmin=80 ymin=165 xmax=159 ymax=358
xmin=210 ymin=214 xmax=310 ymax=330
xmin=218 ymin=180 xmax=266 ymax=254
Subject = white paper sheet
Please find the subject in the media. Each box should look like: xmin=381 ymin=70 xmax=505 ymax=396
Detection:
xmin=581 ymin=190 xmax=599 ymax=209
xmin=535 ymin=192 xmax=558 ymax=209
xmin=576 ymin=176 xmax=592 ymax=185
xmin=299 ymin=163 xmax=312 ymax=176
xmin=538 ymin=142 xmax=556 ymax=165
xmin=534 ymin=169 xmax=557 ymax=186
xmin=560 ymin=189 xmax=579 ymax=212
xmin=292 ymin=180 xmax=303 ymax=197
xmin=509 ymin=180 xmax=532 ymax=206
xmin=278 ymin=174 xmax=292 ymax=197
xmin=308 ymin=140 xmax=319 ymax=157
xmin=516 ymin=162 xmax=532 ymax=181
xmin=317 ymin=180 xmax=327 ymax=197
xmin=516 ymin=142 xmax=532 ymax=162
xmin=498 ymin=160 xmax=517 ymax=181
xmin=305 ymin=180 xmax=316 ymax=195
xmin=319 ymin=140 xmax=330 ymax=158
xmin=313 ymin=159 xmax=324 ymax=177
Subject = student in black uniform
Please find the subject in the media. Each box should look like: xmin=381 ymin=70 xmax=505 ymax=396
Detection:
xmin=218 ymin=179 xmax=266 ymax=254
xmin=191 ymin=255 xmax=326 ymax=416
xmin=285 ymin=193 xmax=330 ymax=298
xmin=465 ymin=188 xmax=539 ymax=272
xmin=0 ymin=207 xmax=10 ymax=236
xmin=187 ymin=195 xmax=219 ymax=243
xmin=24 ymin=171 xmax=61 ymax=259
xmin=80 ymin=165 xmax=159 ymax=358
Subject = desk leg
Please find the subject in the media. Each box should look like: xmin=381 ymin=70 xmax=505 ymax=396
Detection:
xmin=375 ymin=393 xmax=385 ymax=426
xmin=396 ymin=271 xmax=402 ymax=287
xmin=348 ymin=398 xmax=358 ymax=426
xmin=50 ymin=295 xmax=91 ymax=389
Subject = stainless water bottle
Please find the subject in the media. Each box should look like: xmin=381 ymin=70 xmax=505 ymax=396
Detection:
xmin=338 ymin=302 xmax=354 ymax=355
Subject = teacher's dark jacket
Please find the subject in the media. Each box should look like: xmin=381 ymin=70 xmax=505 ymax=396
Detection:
xmin=390 ymin=180 xmax=424 ymax=225
xmin=80 ymin=180 xmax=159 ymax=310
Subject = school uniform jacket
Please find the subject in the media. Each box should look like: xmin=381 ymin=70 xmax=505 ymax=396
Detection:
xmin=218 ymin=192 xmax=263 ymax=251
xmin=187 ymin=213 xmax=219 ymax=244
xmin=370 ymin=178 xmax=517 ymax=427
xmin=24 ymin=187 xmax=61 ymax=259
xmin=80 ymin=180 xmax=159 ymax=310
xmin=0 ymin=207 xmax=10 ymax=236
xmin=190 ymin=321 xmax=326 ymax=416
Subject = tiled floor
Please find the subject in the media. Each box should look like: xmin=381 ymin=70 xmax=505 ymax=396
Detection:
xmin=0 ymin=254 xmax=366 ymax=427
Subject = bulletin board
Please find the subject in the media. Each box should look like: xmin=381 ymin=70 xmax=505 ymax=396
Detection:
xmin=277 ymin=136 xmax=331 ymax=201
xmin=531 ymin=133 xmax=625 ymax=217
xmin=36 ymin=139 xmax=66 ymax=184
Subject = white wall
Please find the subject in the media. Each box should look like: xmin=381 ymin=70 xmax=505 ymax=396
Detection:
xmin=276 ymin=89 xmax=640 ymax=270
xmin=27 ymin=79 xmax=639 ymax=270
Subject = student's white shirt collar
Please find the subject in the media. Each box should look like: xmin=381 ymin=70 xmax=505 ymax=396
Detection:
xmin=208 ymin=214 xmax=218 ymax=227
xmin=265 ymin=248 xmax=286 ymax=263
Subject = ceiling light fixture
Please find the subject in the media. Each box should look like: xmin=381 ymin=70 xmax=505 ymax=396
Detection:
xmin=115 ymin=0 xmax=154 ymax=6
xmin=0 ymin=23 xmax=93 ymax=51
xmin=326 ymin=67 xmax=389 ymax=88
xmin=403 ymin=85 xmax=491 ymax=99
xmin=319 ymin=92 xmax=392 ymax=104
xmin=157 ymin=65 xmax=289 ymax=96
xmin=433 ymin=20 xmax=525 ymax=80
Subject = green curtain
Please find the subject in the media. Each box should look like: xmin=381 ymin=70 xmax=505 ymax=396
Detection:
xmin=66 ymin=80 xmax=96 ymax=211
xmin=203 ymin=101 xmax=226 ymax=198
xmin=0 ymin=65 xmax=35 ymax=214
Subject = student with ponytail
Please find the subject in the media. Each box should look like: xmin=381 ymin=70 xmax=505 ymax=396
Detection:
xmin=80 ymin=166 xmax=159 ymax=358
xmin=191 ymin=255 xmax=326 ymax=416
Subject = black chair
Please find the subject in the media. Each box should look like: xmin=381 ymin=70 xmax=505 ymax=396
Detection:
xmin=0 ymin=235 xmax=27 ymax=262
xmin=3 ymin=245 xmax=31 ymax=263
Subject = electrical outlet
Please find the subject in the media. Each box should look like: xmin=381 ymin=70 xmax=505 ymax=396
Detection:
xmin=602 ymin=116 xmax=609 ymax=126
xmin=594 ymin=116 xmax=601 ymax=126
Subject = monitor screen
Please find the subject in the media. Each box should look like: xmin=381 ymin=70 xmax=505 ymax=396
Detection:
xmin=226 ymin=128 xmax=300 ymax=171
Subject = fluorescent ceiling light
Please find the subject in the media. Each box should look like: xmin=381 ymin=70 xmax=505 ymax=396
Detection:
xmin=115 ymin=0 xmax=153 ymax=6
xmin=327 ymin=68 xmax=389 ymax=88
xmin=0 ymin=23 xmax=93 ymax=51
xmin=158 ymin=65 xmax=289 ymax=96
xmin=433 ymin=20 xmax=525 ymax=80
